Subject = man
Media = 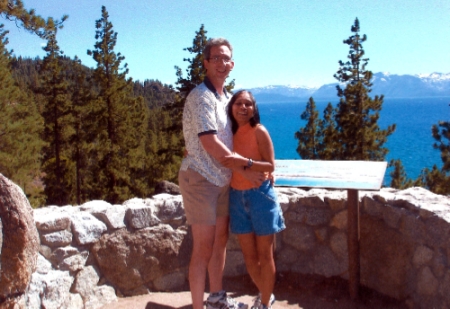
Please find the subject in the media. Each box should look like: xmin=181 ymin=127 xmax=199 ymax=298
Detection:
xmin=179 ymin=38 xmax=261 ymax=309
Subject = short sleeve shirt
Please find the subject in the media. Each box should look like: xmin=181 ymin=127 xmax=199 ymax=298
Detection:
xmin=180 ymin=78 xmax=233 ymax=187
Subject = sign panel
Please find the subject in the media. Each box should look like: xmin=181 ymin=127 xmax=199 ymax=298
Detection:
xmin=274 ymin=160 xmax=387 ymax=190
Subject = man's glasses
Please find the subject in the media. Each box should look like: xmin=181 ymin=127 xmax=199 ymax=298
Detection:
xmin=208 ymin=56 xmax=233 ymax=64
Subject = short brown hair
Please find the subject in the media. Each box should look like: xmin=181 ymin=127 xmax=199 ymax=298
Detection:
xmin=203 ymin=38 xmax=233 ymax=60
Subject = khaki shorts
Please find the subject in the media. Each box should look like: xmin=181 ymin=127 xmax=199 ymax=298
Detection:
xmin=178 ymin=168 xmax=229 ymax=225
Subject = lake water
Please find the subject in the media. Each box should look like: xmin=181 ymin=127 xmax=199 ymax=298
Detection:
xmin=257 ymin=97 xmax=450 ymax=186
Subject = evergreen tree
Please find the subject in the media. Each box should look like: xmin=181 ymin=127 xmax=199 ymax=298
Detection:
xmin=319 ymin=103 xmax=339 ymax=160
xmin=170 ymin=24 xmax=209 ymax=134
xmin=171 ymin=24 xmax=235 ymax=133
xmin=0 ymin=24 xmax=44 ymax=206
xmin=87 ymin=6 xmax=147 ymax=203
xmin=67 ymin=56 xmax=95 ymax=205
xmin=388 ymin=159 xmax=414 ymax=189
xmin=39 ymin=30 xmax=73 ymax=205
xmin=420 ymin=120 xmax=450 ymax=194
xmin=0 ymin=0 xmax=67 ymax=39
xmin=431 ymin=120 xmax=450 ymax=174
xmin=333 ymin=18 xmax=395 ymax=161
xmin=296 ymin=18 xmax=395 ymax=164
xmin=295 ymin=97 xmax=322 ymax=159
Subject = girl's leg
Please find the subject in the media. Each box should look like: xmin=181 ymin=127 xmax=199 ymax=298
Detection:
xmin=237 ymin=233 xmax=261 ymax=289
xmin=255 ymin=234 xmax=276 ymax=306
xmin=238 ymin=233 xmax=276 ymax=307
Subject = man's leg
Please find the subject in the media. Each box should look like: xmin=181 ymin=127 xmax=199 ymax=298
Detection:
xmin=190 ymin=224 xmax=216 ymax=309
xmin=208 ymin=215 xmax=230 ymax=292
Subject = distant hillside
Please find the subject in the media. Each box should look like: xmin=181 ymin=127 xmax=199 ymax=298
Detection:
xmin=250 ymin=72 xmax=450 ymax=103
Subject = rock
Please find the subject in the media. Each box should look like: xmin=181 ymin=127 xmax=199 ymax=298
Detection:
xmin=26 ymin=270 xmax=74 ymax=309
xmin=40 ymin=229 xmax=73 ymax=247
xmin=92 ymin=224 xmax=189 ymax=294
xmin=34 ymin=211 xmax=71 ymax=233
xmin=51 ymin=246 xmax=89 ymax=272
xmin=72 ymin=265 xmax=117 ymax=308
xmin=0 ymin=174 xmax=40 ymax=305
xmin=90 ymin=204 xmax=127 ymax=230
xmin=153 ymin=271 xmax=186 ymax=291
xmin=71 ymin=212 xmax=107 ymax=245
xmin=360 ymin=214 xmax=415 ymax=299
xmin=413 ymin=245 xmax=434 ymax=267
xmin=125 ymin=204 xmax=160 ymax=229
xmin=417 ymin=266 xmax=438 ymax=296
xmin=80 ymin=200 xmax=112 ymax=211
xmin=151 ymin=194 xmax=185 ymax=225
xmin=330 ymin=210 xmax=347 ymax=230
xmin=154 ymin=180 xmax=180 ymax=195
xmin=83 ymin=285 xmax=117 ymax=309
xmin=329 ymin=231 xmax=348 ymax=260
xmin=73 ymin=266 xmax=100 ymax=299
xmin=312 ymin=245 xmax=343 ymax=277
xmin=283 ymin=225 xmax=315 ymax=251
xmin=36 ymin=254 xmax=52 ymax=274
xmin=68 ymin=293 xmax=84 ymax=309
xmin=223 ymin=250 xmax=246 ymax=277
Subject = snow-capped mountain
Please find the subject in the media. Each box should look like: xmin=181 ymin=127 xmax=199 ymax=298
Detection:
xmin=247 ymin=85 xmax=316 ymax=102
xmin=249 ymin=72 xmax=450 ymax=102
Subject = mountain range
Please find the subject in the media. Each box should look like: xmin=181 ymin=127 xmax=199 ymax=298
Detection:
xmin=248 ymin=72 xmax=450 ymax=102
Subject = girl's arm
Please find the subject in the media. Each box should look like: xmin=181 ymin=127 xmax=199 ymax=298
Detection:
xmin=219 ymin=125 xmax=275 ymax=173
xmin=249 ymin=124 xmax=275 ymax=172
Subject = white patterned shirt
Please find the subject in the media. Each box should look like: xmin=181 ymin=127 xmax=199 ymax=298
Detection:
xmin=180 ymin=78 xmax=233 ymax=187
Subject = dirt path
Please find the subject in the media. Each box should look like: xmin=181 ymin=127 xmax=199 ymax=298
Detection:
xmin=100 ymin=273 xmax=408 ymax=309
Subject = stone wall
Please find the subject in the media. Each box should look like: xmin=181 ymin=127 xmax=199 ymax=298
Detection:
xmin=2 ymin=183 xmax=450 ymax=308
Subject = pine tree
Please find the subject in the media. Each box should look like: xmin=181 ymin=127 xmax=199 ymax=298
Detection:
xmin=39 ymin=30 xmax=74 ymax=205
xmin=170 ymin=24 xmax=209 ymax=134
xmin=0 ymin=24 xmax=44 ymax=206
xmin=333 ymin=18 xmax=396 ymax=161
xmin=431 ymin=121 xmax=450 ymax=174
xmin=297 ymin=18 xmax=395 ymax=164
xmin=87 ymin=6 xmax=147 ymax=203
xmin=420 ymin=120 xmax=450 ymax=194
xmin=171 ymin=24 xmax=235 ymax=133
xmin=295 ymin=97 xmax=322 ymax=159
xmin=0 ymin=0 xmax=67 ymax=39
xmin=319 ymin=103 xmax=339 ymax=160
xmin=388 ymin=159 xmax=414 ymax=189
xmin=67 ymin=56 xmax=95 ymax=205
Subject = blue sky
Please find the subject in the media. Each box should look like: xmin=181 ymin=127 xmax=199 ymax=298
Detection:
xmin=3 ymin=0 xmax=450 ymax=88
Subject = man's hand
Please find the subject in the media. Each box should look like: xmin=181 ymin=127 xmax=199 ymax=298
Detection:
xmin=238 ymin=168 xmax=267 ymax=187
xmin=219 ymin=152 xmax=247 ymax=169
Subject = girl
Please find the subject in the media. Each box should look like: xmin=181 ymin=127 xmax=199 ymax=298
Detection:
xmin=222 ymin=90 xmax=285 ymax=309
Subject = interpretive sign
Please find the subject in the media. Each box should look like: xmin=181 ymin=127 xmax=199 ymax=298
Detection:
xmin=274 ymin=159 xmax=387 ymax=190
xmin=273 ymin=159 xmax=388 ymax=300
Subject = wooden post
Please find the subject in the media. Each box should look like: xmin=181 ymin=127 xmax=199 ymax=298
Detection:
xmin=347 ymin=189 xmax=360 ymax=300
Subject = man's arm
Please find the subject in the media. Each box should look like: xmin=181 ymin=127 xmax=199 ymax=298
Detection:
xmin=199 ymin=134 xmax=232 ymax=160
xmin=199 ymin=133 xmax=265 ymax=186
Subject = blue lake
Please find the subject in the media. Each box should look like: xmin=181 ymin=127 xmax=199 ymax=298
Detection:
xmin=257 ymin=97 xmax=450 ymax=186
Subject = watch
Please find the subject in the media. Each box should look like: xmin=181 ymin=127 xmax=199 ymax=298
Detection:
xmin=247 ymin=158 xmax=253 ymax=168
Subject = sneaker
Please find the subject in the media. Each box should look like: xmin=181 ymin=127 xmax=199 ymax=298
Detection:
xmin=206 ymin=290 xmax=248 ymax=309
xmin=251 ymin=293 xmax=275 ymax=309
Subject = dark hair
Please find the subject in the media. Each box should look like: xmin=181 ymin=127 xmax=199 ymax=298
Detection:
xmin=227 ymin=90 xmax=260 ymax=134
xmin=203 ymin=38 xmax=233 ymax=60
